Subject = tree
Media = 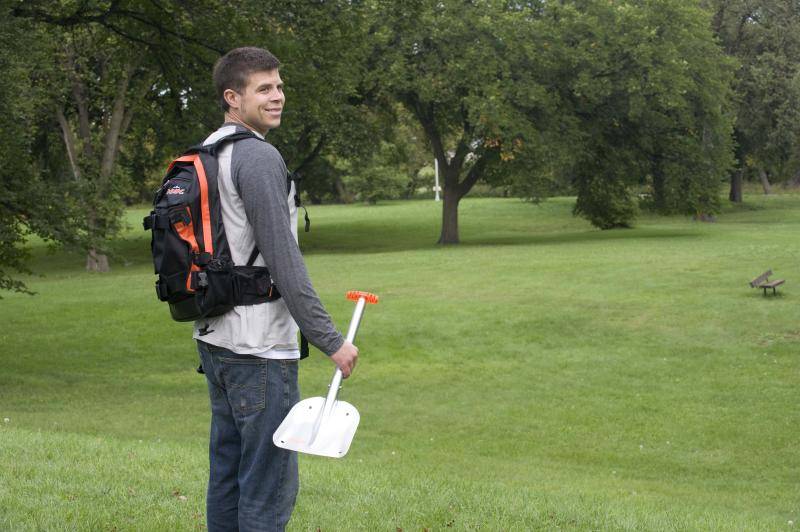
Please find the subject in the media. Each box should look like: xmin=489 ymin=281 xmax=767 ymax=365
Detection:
xmin=0 ymin=2 xmax=89 ymax=294
xmin=121 ymin=0 xmax=389 ymax=205
xmin=3 ymin=0 xmax=388 ymax=290
xmin=370 ymin=1 xmax=550 ymax=243
xmin=226 ymin=0 xmax=389 ymax=203
xmin=372 ymin=0 xmax=735 ymax=239
xmin=707 ymin=0 xmax=800 ymax=201
xmin=554 ymin=0 xmax=735 ymax=221
xmin=11 ymin=0 xmax=242 ymax=271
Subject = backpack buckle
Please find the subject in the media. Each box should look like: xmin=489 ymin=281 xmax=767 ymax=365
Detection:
xmin=194 ymin=252 xmax=212 ymax=266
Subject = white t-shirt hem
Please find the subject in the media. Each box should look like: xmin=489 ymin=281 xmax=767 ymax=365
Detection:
xmin=250 ymin=347 xmax=301 ymax=360
xmin=193 ymin=336 xmax=301 ymax=360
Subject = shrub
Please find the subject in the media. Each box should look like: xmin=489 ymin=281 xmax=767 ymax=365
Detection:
xmin=342 ymin=163 xmax=408 ymax=204
xmin=573 ymin=175 xmax=638 ymax=229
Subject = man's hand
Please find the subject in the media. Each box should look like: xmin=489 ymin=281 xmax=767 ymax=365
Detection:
xmin=329 ymin=341 xmax=358 ymax=378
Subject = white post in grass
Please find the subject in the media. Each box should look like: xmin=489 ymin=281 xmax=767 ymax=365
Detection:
xmin=433 ymin=158 xmax=441 ymax=202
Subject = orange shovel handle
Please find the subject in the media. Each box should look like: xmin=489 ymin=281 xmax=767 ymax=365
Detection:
xmin=346 ymin=290 xmax=379 ymax=304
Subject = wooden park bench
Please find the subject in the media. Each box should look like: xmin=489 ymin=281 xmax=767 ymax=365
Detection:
xmin=749 ymin=270 xmax=785 ymax=296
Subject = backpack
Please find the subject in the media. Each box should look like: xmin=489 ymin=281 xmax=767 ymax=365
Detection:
xmin=143 ymin=130 xmax=297 ymax=322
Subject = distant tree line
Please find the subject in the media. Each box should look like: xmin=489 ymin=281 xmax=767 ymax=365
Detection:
xmin=2 ymin=0 xmax=799 ymax=291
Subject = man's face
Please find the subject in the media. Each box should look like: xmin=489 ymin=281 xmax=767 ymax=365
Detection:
xmin=227 ymin=69 xmax=284 ymax=133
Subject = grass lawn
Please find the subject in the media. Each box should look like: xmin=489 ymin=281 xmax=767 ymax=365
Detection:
xmin=1 ymin=194 xmax=799 ymax=530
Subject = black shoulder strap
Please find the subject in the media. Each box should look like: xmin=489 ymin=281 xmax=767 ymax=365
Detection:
xmin=288 ymin=171 xmax=311 ymax=233
xmin=246 ymin=246 xmax=260 ymax=266
xmin=192 ymin=130 xmax=264 ymax=155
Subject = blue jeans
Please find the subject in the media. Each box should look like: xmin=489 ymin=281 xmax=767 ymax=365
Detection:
xmin=197 ymin=341 xmax=300 ymax=532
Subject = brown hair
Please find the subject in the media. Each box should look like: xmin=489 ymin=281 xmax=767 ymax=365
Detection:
xmin=213 ymin=47 xmax=281 ymax=111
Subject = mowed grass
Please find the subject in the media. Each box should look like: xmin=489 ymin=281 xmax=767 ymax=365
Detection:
xmin=1 ymin=195 xmax=799 ymax=530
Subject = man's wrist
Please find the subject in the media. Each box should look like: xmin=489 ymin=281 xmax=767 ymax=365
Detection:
xmin=325 ymin=336 xmax=346 ymax=357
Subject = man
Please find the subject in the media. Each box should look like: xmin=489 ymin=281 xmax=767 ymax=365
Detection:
xmin=195 ymin=47 xmax=359 ymax=532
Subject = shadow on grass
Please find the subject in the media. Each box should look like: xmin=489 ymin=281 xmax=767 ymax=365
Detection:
xmin=24 ymin=221 xmax=700 ymax=277
xmin=462 ymin=227 xmax=700 ymax=248
xmin=298 ymin=224 xmax=700 ymax=256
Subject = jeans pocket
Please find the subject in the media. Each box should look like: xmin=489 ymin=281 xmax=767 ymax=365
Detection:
xmin=220 ymin=357 xmax=268 ymax=417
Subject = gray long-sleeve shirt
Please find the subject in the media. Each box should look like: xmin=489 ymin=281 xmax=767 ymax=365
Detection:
xmin=192 ymin=124 xmax=344 ymax=356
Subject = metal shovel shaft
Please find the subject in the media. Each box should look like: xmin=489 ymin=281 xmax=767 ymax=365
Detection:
xmin=312 ymin=295 xmax=368 ymax=441
xmin=324 ymin=296 xmax=367 ymax=404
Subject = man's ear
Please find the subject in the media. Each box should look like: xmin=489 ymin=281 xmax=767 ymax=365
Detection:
xmin=223 ymin=88 xmax=240 ymax=110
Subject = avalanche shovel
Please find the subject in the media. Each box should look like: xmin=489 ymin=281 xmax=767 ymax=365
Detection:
xmin=273 ymin=290 xmax=379 ymax=458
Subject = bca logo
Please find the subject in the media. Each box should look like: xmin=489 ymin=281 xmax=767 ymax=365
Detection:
xmin=166 ymin=185 xmax=186 ymax=195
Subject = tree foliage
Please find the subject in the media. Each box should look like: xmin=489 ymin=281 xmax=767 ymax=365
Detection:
xmin=3 ymin=0 xmax=394 ymax=289
xmin=370 ymin=1 xmax=540 ymax=242
xmin=0 ymin=0 xmax=758 ymax=292
xmin=0 ymin=3 xmax=86 ymax=293
xmin=707 ymin=0 xmax=800 ymax=197
xmin=371 ymin=0 xmax=735 ymax=239
xmin=11 ymin=0 xmax=234 ymax=271
xmin=232 ymin=0 xmax=389 ymax=202
xmin=547 ymin=0 xmax=735 ymax=219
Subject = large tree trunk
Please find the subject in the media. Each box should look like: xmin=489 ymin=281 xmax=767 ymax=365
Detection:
xmin=729 ymin=169 xmax=743 ymax=202
xmin=84 ymin=210 xmax=110 ymax=272
xmin=438 ymin=188 xmax=460 ymax=244
xmin=333 ymin=176 xmax=353 ymax=203
xmin=759 ymin=168 xmax=772 ymax=194
xmin=100 ymin=65 xmax=132 ymax=180
xmin=64 ymin=44 xmax=94 ymax=161
xmin=406 ymin=93 xmax=490 ymax=244
xmin=80 ymin=61 xmax=134 ymax=272
xmin=63 ymin=64 xmax=112 ymax=273
xmin=438 ymin=152 xmax=487 ymax=244
xmin=437 ymin=153 xmax=469 ymax=244
xmin=56 ymin=107 xmax=81 ymax=180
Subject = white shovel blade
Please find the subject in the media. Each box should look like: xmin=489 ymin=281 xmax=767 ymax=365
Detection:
xmin=273 ymin=396 xmax=360 ymax=458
